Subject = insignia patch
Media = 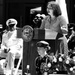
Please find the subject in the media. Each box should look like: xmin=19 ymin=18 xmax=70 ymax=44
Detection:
xmin=22 ymin=25 xmax=33 ymax=42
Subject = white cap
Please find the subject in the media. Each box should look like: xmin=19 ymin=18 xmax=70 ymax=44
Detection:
xmin=38 ymin=41 xmax=49 ymax=45
xmin=6 ymin=18 xmax=17 ymax=26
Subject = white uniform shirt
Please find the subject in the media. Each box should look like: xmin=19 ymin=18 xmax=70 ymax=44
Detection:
xmin=1 ymin=30 xmax=23 ymax=54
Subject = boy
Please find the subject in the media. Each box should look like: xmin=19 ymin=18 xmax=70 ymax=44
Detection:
xmin=35 ymin=41 xmax=56 ymax=75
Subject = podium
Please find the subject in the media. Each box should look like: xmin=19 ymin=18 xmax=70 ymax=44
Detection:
xmin=34 ymin=28 xmax=60 ymax=39
xmin=17 ymin=28 xmax=63 ymax=75
xmin=33 ymin=28 xmax=63 ymax=54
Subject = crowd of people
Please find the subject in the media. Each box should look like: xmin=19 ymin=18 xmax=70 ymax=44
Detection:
xmin=0 ymin=1 xmax=75 ymax=75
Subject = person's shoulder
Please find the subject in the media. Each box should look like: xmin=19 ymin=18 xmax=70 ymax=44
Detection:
xmin=57 ymin=15 xmax=65 ymax=20
xmin=3 ymin=30 xmax=8 ymax=33
xmin=16 ymin=27 xmax=21 ymax=30
xmin=43 ymin=15 xmax=49 ymax=20
xmin=35 ymin=56 xmax=40 ymax=61
xmin=2 ymin=30 xmax=8 ymax=35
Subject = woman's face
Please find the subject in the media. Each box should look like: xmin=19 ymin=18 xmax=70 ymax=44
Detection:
xmin=47 ymin=5 xmax=53 ymax=16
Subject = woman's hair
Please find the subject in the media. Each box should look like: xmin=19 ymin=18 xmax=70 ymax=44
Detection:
xmin=47 ymin=1 xmax=62 ymax=17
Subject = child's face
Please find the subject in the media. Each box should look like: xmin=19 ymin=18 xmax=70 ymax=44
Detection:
xmin=37 ymin=47 xmax=46 ymax=56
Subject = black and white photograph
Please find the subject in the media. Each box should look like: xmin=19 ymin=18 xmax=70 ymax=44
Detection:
xmin=0 ymin=0 xmax=75 ymax=75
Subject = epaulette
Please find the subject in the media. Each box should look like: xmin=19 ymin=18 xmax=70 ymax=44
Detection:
xmin=3 ymin=30 xmax=8 ymax=33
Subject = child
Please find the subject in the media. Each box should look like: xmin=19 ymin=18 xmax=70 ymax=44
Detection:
xmin=35 ymin=41 xmax=53 ymax=75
